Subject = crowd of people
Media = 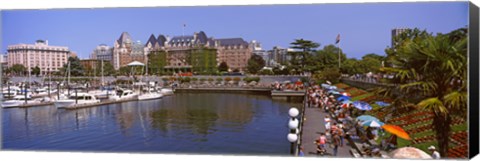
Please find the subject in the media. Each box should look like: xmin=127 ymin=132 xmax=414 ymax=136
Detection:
xmin=271 ymin=80 xmax=305 ymax=91
xmin=303 ymin=83 xmax=387 ymax=157
xmin=300 ymin=82 xmax=441 ymax=159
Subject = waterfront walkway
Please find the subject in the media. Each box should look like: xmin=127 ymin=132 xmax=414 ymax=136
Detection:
xmin=301 ymin=104 xmax=352 ymax=157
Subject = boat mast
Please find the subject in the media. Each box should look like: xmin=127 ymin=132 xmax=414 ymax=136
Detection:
xmin=101 ymin=60 xmax=104 ymax=87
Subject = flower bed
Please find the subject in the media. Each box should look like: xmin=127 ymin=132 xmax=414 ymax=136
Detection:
xmin=413 ymin=135 xmax=436 ymax=144
xmin=448 ymin=145 xmax=468 ymax=158
xmin=450 ymin=131 xmax=467 ymax=146
xmin=388 ymin=111 xmax=433 ymax=123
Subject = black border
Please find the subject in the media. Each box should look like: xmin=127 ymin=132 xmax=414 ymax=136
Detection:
xmin=469 ymin=1 xmax=479 ymax=159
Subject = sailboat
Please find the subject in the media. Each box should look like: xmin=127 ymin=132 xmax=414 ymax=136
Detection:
xmin=137 ymin=60 xmax=162 ymax=101
xmin=89 ymin=60 xmax=116 ymax=99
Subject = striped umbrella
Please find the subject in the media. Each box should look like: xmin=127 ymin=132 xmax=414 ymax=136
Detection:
xmin=341 ymin=100 xmax=353 ymax=108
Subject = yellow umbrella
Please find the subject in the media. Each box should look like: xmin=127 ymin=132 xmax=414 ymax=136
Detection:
xmin=382 ymin=124 xmax=411 ymax=140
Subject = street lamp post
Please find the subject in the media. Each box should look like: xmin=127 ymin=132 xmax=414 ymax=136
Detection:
xmin=288 ymin=107 xmax=300 ymax=155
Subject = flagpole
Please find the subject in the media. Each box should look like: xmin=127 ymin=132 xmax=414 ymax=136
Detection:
xmin=338 ymin=42 xmax=341 ymax=69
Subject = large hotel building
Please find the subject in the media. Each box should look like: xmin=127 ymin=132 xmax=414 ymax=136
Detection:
xmin=106 ymin=31 xmax=253 ymax=72
xmin=6 ymin=40 xmax=70 ymax=75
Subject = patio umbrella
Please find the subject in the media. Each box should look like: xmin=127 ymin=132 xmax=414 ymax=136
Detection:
xmin=357 ymin=115 xmax=380 ymax=122
xmin=327 ymin=86 xmax=337 ymax=90
xmin=337 ymin=96 xmax=351 ymax=102
xmin=389 ymin=147 xmax=431 ymax=159
xmin=353 ymin=101 xmax=372 ymax=111
xmin=382 ymin=124 xmax=411 ymax=140
xmin=376 ymin=101 xmax=391 ymax=107
xmin=127 ymin=61 xmax=145 ymax=66
xmin=295 ymin=81 xmax=303 ymax=85
xmin=361 ymin=120 xmax=384 ymax=127
xmin=341 ymin=100 xmax=352 ymax=108
xmin=321 ymin=83 xmax=330 ymax=88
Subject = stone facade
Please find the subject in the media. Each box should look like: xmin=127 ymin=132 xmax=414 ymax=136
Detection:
xmin=6 ymin=40 xmax=70 ymax=75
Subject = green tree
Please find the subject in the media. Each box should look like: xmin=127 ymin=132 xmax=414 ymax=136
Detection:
xmin=118 ymin=66 xmax=131 ymax=76
xmin=218 ymin=62 xmax=229 ymax=72
xmin=246 ymin=54 xmax=266 ymax=74
xmin=378 ymin=28 xmax=467 ymax=156
xmin=341 ymin=58 xmax=360 ymax=75
xmin=61 ymin=57 xmax=84 ymax=76
xmin=314 ymin=45 xmax=347 ymax=71
xmin=31 ymin=66 xmax=41 ymax=77
xmin=10 ymin=64 xmax=26 ymax=76
xmin=148 ymin=50 xmax=167 ymax=75
xmin=190 ymin=48 xmax=217 ymax=74
xmin=97 ymin=61 xmax=115 ymax=76
xmin=312 ymin=67 xmax=341 ymax=84
xmin=288 ymin=39 xmax=320 ymax=73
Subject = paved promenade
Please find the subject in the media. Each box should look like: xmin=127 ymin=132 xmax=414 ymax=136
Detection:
xmin=300 ymin=104 xmax=352 ymax=157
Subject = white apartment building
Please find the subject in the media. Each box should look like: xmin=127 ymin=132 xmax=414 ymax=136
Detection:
xmin=7 ymin=40 xmax=70 ymax=75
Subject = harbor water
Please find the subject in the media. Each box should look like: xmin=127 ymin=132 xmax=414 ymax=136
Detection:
xmin=2 ymin=93 xmax=300 ymax=155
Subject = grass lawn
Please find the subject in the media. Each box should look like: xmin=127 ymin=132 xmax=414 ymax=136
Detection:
xmin=451 ymin=123 xmax=467 ymax=132
xmin=351 ymin=92 xmax=374 ymax=101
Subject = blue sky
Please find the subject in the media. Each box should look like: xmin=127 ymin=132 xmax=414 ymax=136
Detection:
xmin=1 ymin=2 xmax=468 ymax=59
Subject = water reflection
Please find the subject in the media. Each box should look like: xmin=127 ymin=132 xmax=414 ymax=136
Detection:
xmin=3 ymin=93 xmax=298 ymax=155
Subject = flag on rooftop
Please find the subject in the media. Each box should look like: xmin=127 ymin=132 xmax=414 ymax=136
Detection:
xmin=335 ymin=34 xmax=341 ymax=44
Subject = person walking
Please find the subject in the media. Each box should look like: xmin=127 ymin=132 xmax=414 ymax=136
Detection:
xmin=332 ymin=132 xmax=341 ymax=156
xmin=428 ymin=146 xmax=441 ymax=159
xmin=298 ymin=146 xmax=305 ymax=156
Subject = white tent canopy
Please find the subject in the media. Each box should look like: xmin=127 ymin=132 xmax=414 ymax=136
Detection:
xmin=127 ymin=61 xmax=145 ymax=66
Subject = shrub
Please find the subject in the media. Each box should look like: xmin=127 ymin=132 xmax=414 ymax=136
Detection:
xmin=224 ymin=77 xmax=232 ymax=82
xmin=208 ymin=78 xmax=214 ymax=82
xmin=192 ymin=77 xmax=198 ymax=82
xmin=258 ymin=69 xmax=274 ymax=75
xmin=182 ymin=77 xmax=191 ymax=83
xmin=252 ymin=77 xmax=260 ymax=82
xmin=233 ymin=77 xmax=241 ymax=82
xmin=216 ymin=77 xmax=223 ymax=82
xmin=177 ymin=77 xmax=184 ymax=82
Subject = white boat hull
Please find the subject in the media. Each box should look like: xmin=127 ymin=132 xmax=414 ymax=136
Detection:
xmin=2 ymin=100 xmax=41 ymax=108
xmin=55 ymin=99 xmax=100 ymax=108
xmin=138 ymin=93 xmax=163 ymax=101
xmin=160 ymin=89 xmax=174 ymax=96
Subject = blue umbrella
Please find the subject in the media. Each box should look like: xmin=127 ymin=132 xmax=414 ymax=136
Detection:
xmin=353 ymin=101 xmax=373 ymax=111
xmin=376 ymin=101 xmax=391 ymax=107
xmin=342 ymin=100 xmax=353 ymax=104
xmin=321 ymin=84 xmax=330 ymax=88
xmin=357 ymin=115 xmax=380 ymax=122
xmin=337 ymin=96 xmax=351 ymax=102
xmin=327 ymin=90 xmax=339 ymax=94
xmin=327 ymin=86 xmax=337 ymax=90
